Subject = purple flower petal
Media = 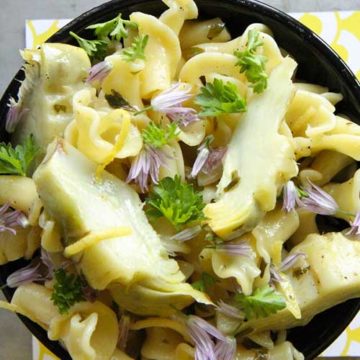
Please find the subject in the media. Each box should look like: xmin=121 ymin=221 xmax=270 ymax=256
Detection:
xmin=0 ymin=203 xmax=29 ymax=235
xmin=202 ymin=147 xmax=227 ymax=175
xmin=216 ymin=300 xmax=244 ymax=320
xmin=298 ymin=180 xmax=338 ymax=215
xmin=346 ymin=211 xmax=360 ymax=237
xmin=117 ymin=315 xmax=130 ymax=350
xmin=214 ymin=337 xmax=237 ymax=360
xmin=126 ymin=146 xmax=167 ymax=192
xmin=170 ymin=225 xmax=202 ymax=242
xmin=86 ymin=60 xmax=112 ymax=83
xmin=6 ymin=263 xmax=43 ymax=288
xmin=151 ymin=83 xmax=199 ymax=127
xmin=5 ymin=97 xmax=29 ymax=134
xmin=188 ymin=315 xmax=236 ymax=360
xmin=269 ymin=265 xmax=283 ymax=283
xmin=280 ymin=252 xmax=307 ymax=272
xmin=216 ymin=242 xmax=252 ymax=257
xmin=282 ymin=180 xmax=298 ymax=212
xmin=152 ymin=83 xmax=193 ymax=112
xmin=191 ymin=147 xmax=210 ymax=178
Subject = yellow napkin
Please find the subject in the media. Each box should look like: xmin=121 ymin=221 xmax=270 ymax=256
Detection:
xmin=26 ymin=11 xmax=360 ymax=360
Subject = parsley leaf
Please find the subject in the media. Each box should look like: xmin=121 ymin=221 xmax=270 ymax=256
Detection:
xmin=0 ymin=135 xmax=39 ymax=177
xmin=122 ymin=34 xmax=149 ymax=62
xmin=234 ymin=30 xmax=268 ymax=93
xmin=51 ymin=269 xmax=85 ymax=314
xmin=87 ymin=13 xmax=138 ymax=41
xmin=142 ymin=122 xmax=179 ymax=148
xmin=146 ymin=175 xmax=205 ymax=228
xmin=234 ymin=285 xmax=286 ymax=320
xmin=192 ymin=272 xmax=217 ymax=292
xmin=70 ymin=31 xmax=109 ymax=60
xmin=195 ymin=78 xmax=247 ymax=117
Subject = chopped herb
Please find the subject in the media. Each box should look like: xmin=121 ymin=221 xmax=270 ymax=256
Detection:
xmin=0 ymin=135 xmax=39 ymax=177
xmin=207 ymin=22 xmax=225 ymax=40
xmin=192 ymin=272 xmax=217 ymax=292
xmin=87 ymin=13 xmax=137 ymax=41
xmin=146 ymin=175 xmax=205 ymax=228
xmin=122 ymin=34 xmax=149 ymax=62
xmin=70 ymin=31 xmax=108 ymax=60
xmin=195 ymin=78 xmax=247 ymax=117
xmin=234 ymin=285 xmax=286 ymax=319
xmin=51 ymin=268 xmax=84 ymax=314
xmin=142 ymin=122 xmax=179 ymax=149
xmin=105 ymin=90 xmax=130 ymax=109
xmin=234 ymin=30 xmax=268 ymax=93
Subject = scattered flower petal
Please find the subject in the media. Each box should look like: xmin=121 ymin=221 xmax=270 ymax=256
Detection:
xmin=346 ymin=211 xmax=360 ymax=237
xmin=216 ymin=242 xmax=252 ymax=257
xmin=282 ymin=180 xmax=298 ymax=212
xmin=170 ymin=225 xmax=202 ymax=242
xmin=5 ymin=98 xmax=28 ymax=134
xmin=6 ymin=263 xmax=43 ymax=288
xmin=269 ymin=265 xmax=283 ymax=283
xmin=126 ymin=146 xmax=167 ymax=192
xmin=191 ymin=147 xmax=210 ymax=178
xmin=151 ymin=83 xmax=199 ymax=126
xmin=217 ymin=300 xmax=244 ymax=320
xmin=202 ymin=147 xmax=227 ymax=175
xmin=280 ymin=252 xmax=307 ymax=272
xmin=187 ymin=315 xmax=236 ymax=360
xmin=298 ymin=180 xmax=338 ymax=215
xmin=118 ymin=315 xmax=130 ymax=350
xmin=0 ymin=203 xmax=29 ymax=235
xmin=87 ymin=60 xmax=113 ymax=83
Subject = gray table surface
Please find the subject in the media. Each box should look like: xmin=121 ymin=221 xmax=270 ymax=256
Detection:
xmin=0 ymin=0 xmax=359 ymax=359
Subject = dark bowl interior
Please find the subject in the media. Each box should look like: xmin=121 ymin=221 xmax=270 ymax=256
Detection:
xmin=1 ymin=0 xmax=360 ymax=359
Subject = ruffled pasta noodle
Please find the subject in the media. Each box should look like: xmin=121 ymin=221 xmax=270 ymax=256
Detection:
xmin=1 ymin=0 xmax=360 ymax=359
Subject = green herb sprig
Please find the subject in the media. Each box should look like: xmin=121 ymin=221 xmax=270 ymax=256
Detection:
xmin=142 ymin=122 xmax=179 ymax=149
xmin=195 ymin=78 xmax=247 ymax=117
xmin=0 ymin=135 xmax=39 ymax=177
xmin=234 ymin=285 xmax=286 ymax=320
xmin=146 ymin=175 xmax=205 ymax=228
xmin=234 ymin=30 xmax=268 ymax=93
xmin=122 ymin=34 xmax=149 ymax=62
xmin=51 ymin=269 xmax=85 ymax=314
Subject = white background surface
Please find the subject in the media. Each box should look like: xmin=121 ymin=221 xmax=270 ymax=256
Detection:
xmin=0 ymin=0 xmax=359 ymax=359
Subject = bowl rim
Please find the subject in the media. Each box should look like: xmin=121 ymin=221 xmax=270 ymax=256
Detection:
xmin=1 ymin=0 xmax=360 ymax=359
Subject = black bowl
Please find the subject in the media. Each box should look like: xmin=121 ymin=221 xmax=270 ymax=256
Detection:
xmin=1 ymin=0 xmax=360 ymax=359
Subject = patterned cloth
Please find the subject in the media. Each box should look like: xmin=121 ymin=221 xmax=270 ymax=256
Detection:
xmin=25 ymin=11 xmax=360 ymax=359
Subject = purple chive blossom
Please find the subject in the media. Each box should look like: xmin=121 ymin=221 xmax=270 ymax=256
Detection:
xmin=282 ymin=180 xmax=298 ymax=212
xmin=126 ymin=146 xmax=167 ymax=193
xmin=117 ymin=315 xmax=130 ymax=350
xmin=0 ymin=204 xmax=29 ymax=235
xmin=280 ymin=252 xmax=307 ymax=272
xmin=216 ymin=242 xmax=252 ymax=257
xmin=6 ymin=263 xmax=43 ymax=288
xmin=346 ymin=211 xmax=360 ymax=237
xmin=217 ymin=300 xmax=244 ymax=320
xmin=5 ymin=97 xmax=29 ymax=134
xmin=298 ymin=180 xmax=338 ymax=215
xmin=270 ymin=265 xmax=283 ymax=283
xmin=86 ymin=60 xmax=112 ymax=83
xmin=202 ymin=147 xmax=227 ymax=175
xmin=187 ymin=315 xmax=236 ymax=360
xmin=191 ymin=147 xmax=210 ymax=178
xmin=151 ymin=83 xmax=200 ymax=127
xmin=170 ymin=225 xmax=202 ymax=242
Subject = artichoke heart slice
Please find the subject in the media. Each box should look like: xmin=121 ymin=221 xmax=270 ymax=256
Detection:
xmin=204 ymin=57 xmax=298 ymax=237
xmin=238 ymin=232 xmax=360 ymax=333
xmin=33 ymin=139 xmax=211 ymax=313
